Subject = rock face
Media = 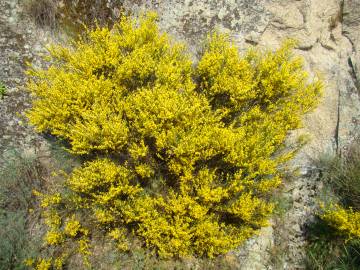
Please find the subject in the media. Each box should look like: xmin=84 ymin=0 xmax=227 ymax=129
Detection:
xmin=0 ymin=0 xmax=359 ymax=269
xmin=344 ymin=0 xmax=360 ymax=90
xmin=0 ymin=0 xmax=50 ymax=166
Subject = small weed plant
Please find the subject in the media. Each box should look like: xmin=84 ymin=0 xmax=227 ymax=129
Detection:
xmin=26 ymin=13 xmax=322 ymax=268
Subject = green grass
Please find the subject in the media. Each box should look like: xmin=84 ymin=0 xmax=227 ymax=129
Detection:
xmin=0 ymin=150 xmax=46 ymax=270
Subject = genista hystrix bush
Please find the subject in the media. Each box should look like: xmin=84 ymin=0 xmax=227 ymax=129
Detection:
xmin=26 ymin=12 xmax=322 ymax=268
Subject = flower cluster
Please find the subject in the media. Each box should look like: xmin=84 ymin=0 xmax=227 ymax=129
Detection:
xmin=321 ymin=204 xmax=360 ymax=239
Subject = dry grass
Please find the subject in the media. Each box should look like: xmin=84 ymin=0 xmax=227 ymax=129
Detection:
xmin=23 ymin=0 xmax=59 ymax=29
xmin=316 ymin=139 xmax=360 ymax=210
xmin=304 ymin=140 xmax=360 ymax=269
xmin=22 ymin=0 xmax=123 ymax=35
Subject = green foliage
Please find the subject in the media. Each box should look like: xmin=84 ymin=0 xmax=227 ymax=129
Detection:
xmin=0 ymin=81 xmax=5 ymax=99
xmin=26 ymin=12 xmax=322 ymax=266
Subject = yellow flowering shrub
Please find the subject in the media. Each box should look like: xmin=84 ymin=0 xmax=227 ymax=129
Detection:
xmin=26 ymin=12 xmax=322 ymax=263
xmin=29 ymin=257 xmax=65 ymax=270
xmin=321 ymin=204 xmax=360 ymax=239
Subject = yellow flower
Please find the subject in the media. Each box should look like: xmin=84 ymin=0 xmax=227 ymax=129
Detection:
xmin=45 ymin=230 xmax=64 ymax=245
xmin=36 ymin=259 xmax=51 ymax=270
xmin=64 ymin=215 xmax=82 ymax=237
